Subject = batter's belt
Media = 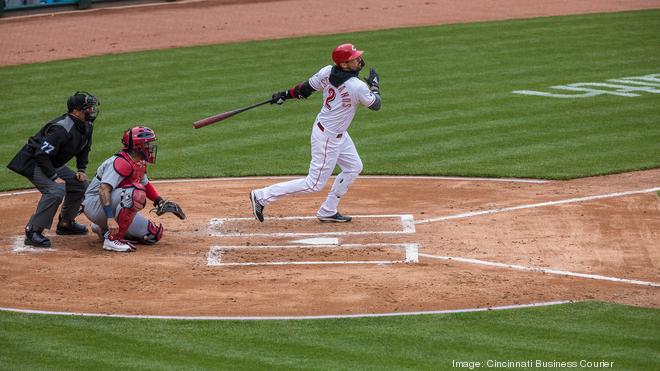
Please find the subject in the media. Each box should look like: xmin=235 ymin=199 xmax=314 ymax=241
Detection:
xmin=317 ymin=122 xmax=343 ymax=138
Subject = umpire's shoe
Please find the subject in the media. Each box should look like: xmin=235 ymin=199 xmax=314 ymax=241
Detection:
xmin=25 ymin=227 xmax=51 ymax=248
xmin=56 ymin=219 xmax=88 ymax=235
xmin=317 ymin=212 xmax=352 ymax=223
xmin=250 ymin=191 xmax=265 ymax=222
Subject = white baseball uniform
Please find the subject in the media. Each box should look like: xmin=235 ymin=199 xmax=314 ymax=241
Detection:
xmin=253 ymin=65 xmax=378 ymax=217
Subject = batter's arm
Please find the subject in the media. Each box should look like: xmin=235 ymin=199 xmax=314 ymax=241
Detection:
xmin=364 ymin=68 xmax=381 ymax=111
xmin=368 ymin=93 xmax=381 ymax=111
xmin=272 ymin=80 xmax=317 ymax=104
xmin=288 ymin=80 xmax=316 ymax=99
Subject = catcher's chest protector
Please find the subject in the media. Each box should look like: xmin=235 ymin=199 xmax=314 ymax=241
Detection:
xmin=114 ymin=151 xmax=148 ymax=189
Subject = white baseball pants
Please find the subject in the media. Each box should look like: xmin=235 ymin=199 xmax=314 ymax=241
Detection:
xmin=254 ymin=123 xmax=363 ymax=217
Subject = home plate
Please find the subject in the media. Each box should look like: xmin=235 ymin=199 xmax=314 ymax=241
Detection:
xmin=292 ymin=237 xmax=339 ymax=245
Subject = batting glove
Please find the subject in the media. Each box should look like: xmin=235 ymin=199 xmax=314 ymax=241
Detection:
xmin=271 ymin=91 xmax=287 ymax=105
xmin=364 ymin=68 xmax=380 ymax=93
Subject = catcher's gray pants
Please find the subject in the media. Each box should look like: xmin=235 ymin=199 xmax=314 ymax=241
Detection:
xmin=27 ymin=165 xmax=88 ymax=230
xmin=82 ymin=186 xmax=150 ymax=240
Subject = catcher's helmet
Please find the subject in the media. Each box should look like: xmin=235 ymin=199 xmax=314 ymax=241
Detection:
xmin=122 ymin=126 xmax=158 ymax=164
xmin=67 ymin=91 xmax=99 ymax=121
xmin=332 ymin=43 xmax=364 ymax=64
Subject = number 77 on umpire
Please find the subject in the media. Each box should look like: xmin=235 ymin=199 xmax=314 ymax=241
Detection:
xmin=250 ymin=43 xmax=381 ymax=223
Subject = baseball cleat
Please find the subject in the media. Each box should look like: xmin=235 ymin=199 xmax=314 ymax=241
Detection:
xmin=250 ymin=191 xmax=265 ymax=222
xmin=56 ymin=220 xmax=88 ymax=235
xmin=317 ymin=212 xmax=352 ymax=223
xmin=103 ymin=238 xmax=136 ymax=252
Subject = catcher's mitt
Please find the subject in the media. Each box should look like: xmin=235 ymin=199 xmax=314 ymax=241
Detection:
xmin=153 ymin=198 xmax=186 ymax=220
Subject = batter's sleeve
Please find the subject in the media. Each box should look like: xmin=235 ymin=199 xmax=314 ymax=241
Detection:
xmin=308 ymin=65 xmax=332 ymax=91
xmin=356 ymin=81 xmax=378 ymax=107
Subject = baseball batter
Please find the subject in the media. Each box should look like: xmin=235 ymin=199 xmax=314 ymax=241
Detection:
xmin=83 ymin=126 xmax=185 ymax=252
xmin=250 ymin=43 xmax=381 ymax=222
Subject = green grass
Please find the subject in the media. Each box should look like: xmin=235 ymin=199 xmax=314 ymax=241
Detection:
xmin=1 ymin=10 xmax=659 ymax=370
xmin=1 ymin=10 xmax=659 ymax=191
xmin=0 ymin=302 xmax=658 ymax=370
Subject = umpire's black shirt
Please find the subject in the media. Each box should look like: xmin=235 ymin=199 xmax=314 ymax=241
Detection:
xmin=7 ymin=114 xmax=93 ymax=180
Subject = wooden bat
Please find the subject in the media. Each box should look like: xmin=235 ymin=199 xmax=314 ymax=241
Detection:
xmin=193 ymin=98 xmax=272 ymax=129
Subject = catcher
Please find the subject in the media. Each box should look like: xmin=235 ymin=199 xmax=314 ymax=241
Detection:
xmin=82 ymin=126 xmax=185 ymax=252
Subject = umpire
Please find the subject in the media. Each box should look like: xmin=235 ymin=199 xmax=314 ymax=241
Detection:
xmin=7 ymin=91 xmax=99 ymax=247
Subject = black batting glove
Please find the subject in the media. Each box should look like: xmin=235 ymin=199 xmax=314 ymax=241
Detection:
xmin=271 ymin=91 xmax=287 ymax=105
xmin=364 ymin=68 xmax=380 ymax=93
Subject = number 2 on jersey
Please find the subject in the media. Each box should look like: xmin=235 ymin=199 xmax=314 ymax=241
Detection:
xmin=325 ymin=87 xmax=336 ymax=109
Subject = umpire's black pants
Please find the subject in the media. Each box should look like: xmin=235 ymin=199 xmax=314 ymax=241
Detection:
xmin=27 ymin=165 xmax=89 ymax=230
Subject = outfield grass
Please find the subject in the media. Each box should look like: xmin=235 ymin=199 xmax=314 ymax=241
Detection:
xmin=1 ymin=10 xmax=659 ymax=191
xmin=1 ymin=10 xmax=659 ymax=370
xmin=0 ymin=302 xmax=658 ymax=370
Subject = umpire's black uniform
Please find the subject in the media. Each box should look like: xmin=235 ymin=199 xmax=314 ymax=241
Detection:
xmin=7 ymin=92 xmax=98 ymax=247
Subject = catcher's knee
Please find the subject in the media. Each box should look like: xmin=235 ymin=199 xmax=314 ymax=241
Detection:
xmin=112 ymin=188 xmax=147 ymax=240
xmin=120 ymin=188 xmax=146 ymax=211
xmin=137 ymin=221 xmax=163 ymax=245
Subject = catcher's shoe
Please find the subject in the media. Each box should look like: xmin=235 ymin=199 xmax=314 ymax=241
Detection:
xmin=24 ymin=228 xmax=51 ymax=248
xmin=103 ymin=238 xmax=136 ymax=252
xmin=250 ymin=191 xmax=265 ymax=222
xmin=90 ymin=223 xmax=105 ymax=241
xmin=56 ymin=219 xmax=88 ymax=235
xmin=317 ymin=212 xmax=352 ymax=223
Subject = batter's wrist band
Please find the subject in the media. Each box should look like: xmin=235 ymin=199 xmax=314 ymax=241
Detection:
xmin=103 ymin=205 xmax=114 ymax=219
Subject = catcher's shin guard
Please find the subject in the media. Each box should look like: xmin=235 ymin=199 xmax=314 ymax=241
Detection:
xmin=137 ymin=221 xmax=163 ymax=245
xmin=110 ymin=188 xmax=146 ymax=241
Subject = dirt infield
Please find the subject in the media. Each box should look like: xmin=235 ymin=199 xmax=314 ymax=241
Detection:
xmin=1 ymin=0 xmax=658 ymax=316
xmin=1 ymin=171 xmax=658 ymax=316
xmin=1 ymin=0 xmax=659 ymax=67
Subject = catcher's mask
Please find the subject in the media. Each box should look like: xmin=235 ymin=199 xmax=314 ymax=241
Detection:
xmin=67 ymin=91 xmax=100 ymax=122
xmin=122 ymin=126 xmax=158 ymax=164
xmin=332 ymin=43 xmax=365 ymax=71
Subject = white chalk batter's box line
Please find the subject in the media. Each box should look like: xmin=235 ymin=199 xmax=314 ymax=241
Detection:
xmin=207 ymin=243 xmax=419 ymax=267
xmin=208 ymin=214 xmax=416 ymax=237
xmin=9 ymin=236 xmax=56 ymax=253
xmin=419 ymin=254 xmax=660 ymax=288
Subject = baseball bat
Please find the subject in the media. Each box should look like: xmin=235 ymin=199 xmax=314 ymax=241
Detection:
xmin=193 ymin=98 xmax=272 ymax=129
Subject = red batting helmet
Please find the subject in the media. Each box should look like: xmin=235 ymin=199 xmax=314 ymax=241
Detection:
xmin=122 ymin=126 xmax=158 ymax=163
xmin=332 ymin=43 xmax=364 ymax=64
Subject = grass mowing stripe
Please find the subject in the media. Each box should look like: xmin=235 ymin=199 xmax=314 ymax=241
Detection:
xmin=0 ymin=302 xmax=658 ymax=369
xmin=2 ymin=10 xmax=659 ymax=189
